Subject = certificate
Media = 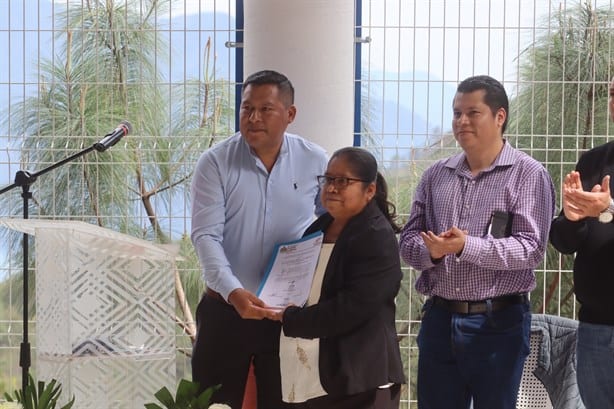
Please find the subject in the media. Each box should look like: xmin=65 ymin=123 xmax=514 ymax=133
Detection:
xmin=256 ymin=231 xmax=324 ymax=308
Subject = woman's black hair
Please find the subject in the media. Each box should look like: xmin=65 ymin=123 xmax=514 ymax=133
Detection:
xmin=330 ymin=147 xmax=401 ymax=233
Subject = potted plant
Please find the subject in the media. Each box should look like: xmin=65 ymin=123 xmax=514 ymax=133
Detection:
xmin=3 ymin=374 xmax=74 ymax=409
xmin=145 ymin=379 xmax=229 ymax=409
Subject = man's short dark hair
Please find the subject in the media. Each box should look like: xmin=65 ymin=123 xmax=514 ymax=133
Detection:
xmin=457 ymin=75 xmax=509 ymax=133
xmin=243 ymin=70 xmax=294 ymax=106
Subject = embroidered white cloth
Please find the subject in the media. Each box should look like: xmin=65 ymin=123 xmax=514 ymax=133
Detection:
xmin=279 ymin=243 xmax=333 ymax=403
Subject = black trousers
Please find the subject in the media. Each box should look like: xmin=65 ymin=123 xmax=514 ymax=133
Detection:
xmin=288 ymin=384 xmax=401 ymax=409
xmin=191 ymin=293 xmax=290 ymax=409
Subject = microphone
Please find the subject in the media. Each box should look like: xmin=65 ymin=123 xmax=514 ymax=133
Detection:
xmin=93 ymin=120 xmax=132 ymax=152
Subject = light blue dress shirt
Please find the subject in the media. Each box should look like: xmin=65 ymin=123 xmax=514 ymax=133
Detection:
xmin=190 ymin=132 xmax=328 ymax=300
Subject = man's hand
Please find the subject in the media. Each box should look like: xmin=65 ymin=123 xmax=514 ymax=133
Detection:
xmin=420 ymin=226 xmax=467 ymax=260
xmin=562 ymin=171 xmax=611 ymax=221
xmin=228 ymin=288 xmax=278 ymax=320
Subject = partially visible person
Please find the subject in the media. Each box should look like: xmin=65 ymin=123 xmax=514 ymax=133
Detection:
xmin=190 ymin=69 xmax=328 ymax=408
xmin=273 ymin=147 xmax=405 ymax=409
xmin=399 ymin=75 xmax=556 ymax=409
xmin=549 ymin=76 xmax=614 ymax=409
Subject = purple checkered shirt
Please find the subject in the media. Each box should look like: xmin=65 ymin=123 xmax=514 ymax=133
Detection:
xmin=399 ymin=141 xmax=556 ymax=301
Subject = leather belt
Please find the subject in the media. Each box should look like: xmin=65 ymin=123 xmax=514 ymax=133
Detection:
xmin=206 ymin=287 xmax=227 ymax=303
xmin=431 ymin=293 xmax=528 ymax=314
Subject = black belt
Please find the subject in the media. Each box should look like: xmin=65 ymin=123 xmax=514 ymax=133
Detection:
xmin=431 ymin=293 xmax=528 ymax=314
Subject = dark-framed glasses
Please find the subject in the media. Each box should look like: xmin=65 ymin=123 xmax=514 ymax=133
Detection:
xmin=317 ymin=175 xmax=369 ymax=190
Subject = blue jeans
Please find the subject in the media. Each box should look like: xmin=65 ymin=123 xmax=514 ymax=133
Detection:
xmin=417 ymin=299 xmax=530 ymax=409
xmin=576 ymin=321 xmax=614 ymax=409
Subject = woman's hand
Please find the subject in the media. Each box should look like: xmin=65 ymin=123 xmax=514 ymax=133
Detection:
xmin=269 ymin=304 xmax=296 ymax=322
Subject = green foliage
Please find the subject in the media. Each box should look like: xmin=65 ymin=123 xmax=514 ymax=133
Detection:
xmin=510 ymin=1 xmax=614 ymax=182
xmin=511 ymin=2 xmax=613 ymax=145
xmin=144 ymin=379 xmax=220 ymax=409
xmin=3 ymin=374 xmax=74 ymax=409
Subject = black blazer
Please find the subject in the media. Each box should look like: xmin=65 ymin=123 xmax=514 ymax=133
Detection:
xmin=282 ymin=200 xmax=406 ymax=397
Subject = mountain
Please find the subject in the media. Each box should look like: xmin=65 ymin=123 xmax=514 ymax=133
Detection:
xmin=361 ymin=70 xmax=456 ymax=160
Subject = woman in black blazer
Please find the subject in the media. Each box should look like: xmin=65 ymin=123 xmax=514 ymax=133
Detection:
xmin=274 ymin=147 xmax=405 ymax=409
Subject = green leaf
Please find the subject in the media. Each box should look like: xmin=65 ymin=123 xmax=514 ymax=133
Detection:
xmin=6 ymin=374 xmax=75 ymax=409
xmin=194 ymin=384 xmax=220 ymax=408
xmin=37 ymin=379 xmax=61 ymax=409
xmin=174 ymin=379 xmax=199 ymax=406
xmin=145 ymin=380 xmax=222 ymax=409
xmin=23 ymin=376 xmax=36 ymax=409
xmin=60 ymin=395 xmax=76 ymax=409
xmin=197 ymin=385 xmax=222 ymax=408
xmin=153 ymin=386 xmax=176 ymax=408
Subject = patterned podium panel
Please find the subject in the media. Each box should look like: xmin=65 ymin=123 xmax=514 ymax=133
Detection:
xmin=35 ymin=226 xmax=175 ymax=356
xmin=38 ymin=353 xmax=175 ymax=409
xmin=0 ymin=219 xmax=176 ymax=409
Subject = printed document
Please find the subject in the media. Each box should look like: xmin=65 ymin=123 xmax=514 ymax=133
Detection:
xmin=257 ymin=231 xmax=324 ymax=308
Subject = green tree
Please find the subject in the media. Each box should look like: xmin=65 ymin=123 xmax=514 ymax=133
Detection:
xmin=509 ymin=1 xmax=614 ymax=317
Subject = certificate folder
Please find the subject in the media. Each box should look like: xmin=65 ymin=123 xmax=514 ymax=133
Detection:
xmin=257 ymin=231 xmax=324 ymax=308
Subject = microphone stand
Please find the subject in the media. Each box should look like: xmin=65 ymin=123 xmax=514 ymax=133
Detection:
xmin=0 ymin=143 xmax=100 ymax=394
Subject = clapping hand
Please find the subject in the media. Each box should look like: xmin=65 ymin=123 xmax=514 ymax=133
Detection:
xmin=421 ymin=226 xmax=468 ymax=260
xmin=562 ymin=171 xmax=611 ymax=221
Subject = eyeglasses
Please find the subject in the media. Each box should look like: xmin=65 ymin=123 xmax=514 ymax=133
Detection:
xmin=317 ymin=175 xmax=369 ymax=190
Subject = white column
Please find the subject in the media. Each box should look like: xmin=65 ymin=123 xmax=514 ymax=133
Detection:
xmin=244 ymin=0 xmax=355 ymax=155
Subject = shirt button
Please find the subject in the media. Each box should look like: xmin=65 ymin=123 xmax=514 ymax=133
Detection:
xmin=455 ymin=288 xmax=460 ymax=292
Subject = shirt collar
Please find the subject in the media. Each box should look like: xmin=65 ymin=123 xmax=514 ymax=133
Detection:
xmin=243 ymin=133 xmax=289 ymax=159
xmin=242 ymin=133 xmax=289 ymax=174
xmin=445 ymin=139 xmax=516 ymax=172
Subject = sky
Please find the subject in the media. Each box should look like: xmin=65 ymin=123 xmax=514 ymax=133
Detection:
xmin=1 ymin=0 xmax=611 ymax=184
xmin=170 ymin=0 xmax=558 ymax=82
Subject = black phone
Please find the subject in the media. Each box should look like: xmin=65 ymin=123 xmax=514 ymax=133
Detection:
xmin=487 ymin=210 xmax=513 ymax=238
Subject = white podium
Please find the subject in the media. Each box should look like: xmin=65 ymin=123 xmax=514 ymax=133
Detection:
xmin=0 ymin=218 xmax=177 ymax=409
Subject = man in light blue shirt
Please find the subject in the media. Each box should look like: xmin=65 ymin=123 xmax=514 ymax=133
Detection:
xmin=190 ymin=70 xmax=327 ymax=408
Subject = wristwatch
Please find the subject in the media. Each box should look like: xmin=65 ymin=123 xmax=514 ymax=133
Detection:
xmin=598 ymin=198 xmax=614 ymax=223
